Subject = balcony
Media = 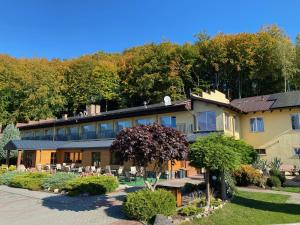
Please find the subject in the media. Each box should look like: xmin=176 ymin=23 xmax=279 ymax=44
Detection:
xmin=97 ymin=130 xmax=116 ymax=139
xmin=67 ymin=133 xmax=80 ymax=141
xmin=55 ymin=134 xmax=68 ymax=141
xmin=81 ymin=131 xmax=97 ymax=140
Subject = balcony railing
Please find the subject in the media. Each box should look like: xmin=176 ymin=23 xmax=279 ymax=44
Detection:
xmin=81 ymin=131 xmax=97 ymax=140
xmin=98 ymin=130 xmax=116 ymax=139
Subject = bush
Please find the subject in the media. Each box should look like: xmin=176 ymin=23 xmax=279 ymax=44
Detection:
xmin=123 ymin=189 xmax=176 ymax=223
xmin=233 ymin=165 xmax=262 ymax=186
xmin=42 ymin=172 xmax=78 ymax=191
xmin=8 ymin=165 xmax=17 ymax=171
xmin=9 ymin=172 xmax=50 ymax=191
xmin=179 ymin=204 xmax=204 ymax=216
xmin=267 ymin=176 xmax=281 ymax=188
xmin=269 ymin=169 xmax=286 ymax=184
xmin=64 ymin=175 xmax=118 ymax=196
xmin=0 ymin=171 xmax=21 ymax=185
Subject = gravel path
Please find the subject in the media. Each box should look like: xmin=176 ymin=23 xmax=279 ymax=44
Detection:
xmin=0 ymin=185 xmax=142 ymax=225
xmin=237 ymin=187 xmax=300 ymax=204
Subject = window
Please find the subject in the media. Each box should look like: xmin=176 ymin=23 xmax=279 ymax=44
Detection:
xmin=98 ymin=123 xmax=114 ymax=138
xmin=197 ymin=111 xmax=216 ymax=131
xmin=50 ymin=152 xmax=57 ymax=164
xmin=115 ymin=121 xmax=132 ymax=132
xmin=224 ymin=113 xmax=231 ymax=130
xmin=44 ymin=129 xmax=53 ymax=140
xmin=256 ymin=149 xmax=266 ymax=155
xmin=294 ymin=148 xmax=300 ymax=158
xmin=56 ymin=128 xmax=66 ymax=140
xmin=250 ymin=118 xmax=264 ymax=132
xmin=91 ymin=152 xmax=101 ymax=167
xmin=160 ymin=116 xmax=176 ymax=128
xmin=82 ymin=125 xmax=96 ymax=139
xmin=111 ymin=152 xmax=121 ymax=165
xmin=67 ymin=126 xmax=79 ymax=140
xmin=34 ymin=130 xmax=43 ymax=140
xmin=136 ymin=118 xmax=155 ymax=126
xmin=64 ymin=152 xmax=71 ymax=163
xmin=291 ymin=114 xmax=300 ymax=130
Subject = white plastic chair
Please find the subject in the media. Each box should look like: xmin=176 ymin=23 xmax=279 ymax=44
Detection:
xmin=91 ymin=166 xmax=96 ymax=172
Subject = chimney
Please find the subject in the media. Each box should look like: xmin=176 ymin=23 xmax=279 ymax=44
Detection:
xmin=62 ymin=114 xmax=68 ymax=120
xmin=86 ymin=104 xmax=96 ymax=116
xmin=95 ymin=105 xmax=101 ymax=114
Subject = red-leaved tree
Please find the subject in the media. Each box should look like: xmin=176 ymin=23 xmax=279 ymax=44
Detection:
xmin=110 ymin=123 xmax=188 ymax=191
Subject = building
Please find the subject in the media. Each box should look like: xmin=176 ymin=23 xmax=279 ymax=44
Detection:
xmin=4 ymin=90 xmax=300 ymax=173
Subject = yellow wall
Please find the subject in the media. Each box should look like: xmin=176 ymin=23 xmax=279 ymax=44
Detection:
xmin=240 ymin=108 xmax=300 ymax=167
xmin=35 ymin=149 xmax=56 ymax=165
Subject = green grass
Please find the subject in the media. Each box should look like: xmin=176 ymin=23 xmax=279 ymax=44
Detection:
xmin=274 ymin=186 xmax=300 ymax=193
xmin=183 ymin=191 xmax=300 ymax=225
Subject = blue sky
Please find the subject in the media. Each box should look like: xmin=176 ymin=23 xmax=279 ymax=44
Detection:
xmin=0 ymin=0 xmax=299 ymax=59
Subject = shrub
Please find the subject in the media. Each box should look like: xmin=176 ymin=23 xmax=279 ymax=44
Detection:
xmin=123 ymin=189 xmax=176 ymax=223
xmin=211 ymin=197 xmax=222 ymax=207
xmin=179 ymin=204 xmax=204 ymax=216
xmin=0 ymin=171 xmax=21 ymax=185
xmin=266 ymin=176 xmax=281 ymax=188
xmin=64 ymin=175 xmax=118 ymax=196
xmin=269 ymin=169 xmax=286 ymax=184
xmin=233 ymin=164 xmax=262 ymax=186
xmin=8 ymin=165 xmax=17 ymax=171
xmin=42 ymin=172 xmax=78 ymax=191
xmin=9 ymin=172 xmax=50 ymax=191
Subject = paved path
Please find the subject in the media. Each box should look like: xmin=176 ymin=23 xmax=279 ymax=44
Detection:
xmin=0 ymin=185 xmax=142 ymax=225
xmin=238 ymin=187 xmax=300 ymax=204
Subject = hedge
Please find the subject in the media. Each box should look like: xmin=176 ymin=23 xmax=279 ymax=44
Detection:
xmin=9 ymin=172 xmax=51 ymax=191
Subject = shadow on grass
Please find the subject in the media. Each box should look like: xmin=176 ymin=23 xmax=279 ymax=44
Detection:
xmin=233 ymin=195 xmax=300 ymax=215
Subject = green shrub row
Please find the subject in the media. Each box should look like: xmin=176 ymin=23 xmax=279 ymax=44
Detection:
xmin=0 ymin=171 xmax=118 ymax=195
xmin=123 ymin=188 xmax=176 ymax=223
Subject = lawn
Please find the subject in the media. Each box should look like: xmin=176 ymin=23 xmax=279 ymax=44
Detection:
xmin=274 ymin=186 xmax=300 ymax=193
xmin=183 ymin=191 xmax=300 ymax=225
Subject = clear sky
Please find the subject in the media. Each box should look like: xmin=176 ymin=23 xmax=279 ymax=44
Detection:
xmin=0 ymin=0 xmax=299 ymax=59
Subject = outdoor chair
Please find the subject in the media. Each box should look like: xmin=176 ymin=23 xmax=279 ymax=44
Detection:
xmin=36 ymin=164 xmax=42 ymax=172
xmin=85 ymin=166 xmax=91 ymax=172
xmin=62 ymin=163 xmax=67 ymax=167
xmin=64 ymin=165 xmax=71 ymax=172
xmin=70 ymin=163 xmax=76 ymax=169
xmin=96 ymin=167 xmax=102 ymax=173
xmin=91 ymin=166 xmax=96 ymax=172
xmin=56 ymin=164 xmax=62 ymax=171
xmin=105 ymin=165 xmax=112 ymax=174
xmin=125 ymin=171 xmax=136 ymax=182
xmin=130 ymin=166 xmax=137 ymax=176
xmin=44 ymin=164 xmax=51 ymax=171
xmin=78 ymin=167 xmax=83 ymax=173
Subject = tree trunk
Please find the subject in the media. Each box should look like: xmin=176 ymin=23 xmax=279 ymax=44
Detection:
xmin=221 ymin=170 xmax=226 ymax=201
xmin=205 ymin=168 xmax=210 ymax=208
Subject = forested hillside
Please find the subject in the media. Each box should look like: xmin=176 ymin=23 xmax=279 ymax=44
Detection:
xmin=1 ymin=25 xmax=300 ymax=125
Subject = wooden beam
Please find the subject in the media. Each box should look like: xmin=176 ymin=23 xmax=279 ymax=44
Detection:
xmin=17 ymin=150 xmax=22 ymax=167
xmin=6 ymin=150 xmax=10 ymax=165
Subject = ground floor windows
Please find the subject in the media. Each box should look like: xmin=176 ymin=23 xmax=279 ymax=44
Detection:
xmin=291 ymin=114 xmax=300 ymax=130
xmin=64 ymin=152 xmax=82 ymax=163
xmin=197 ymin=111 xmax=216 ymax=131
xmin=250 ymin=117 xmax=264 ymax=132
xmin=136 ymin=118 xmax=155 ymax=126
xmin=294 ymin=147 xmax=300 ymax=158
xmin=256 ymin=149 xmax=266 ymax=155
xmin=91 ymin=152 xmax=101 ymax=167
xmin=160 ymin=116 xmax=176 ymax=128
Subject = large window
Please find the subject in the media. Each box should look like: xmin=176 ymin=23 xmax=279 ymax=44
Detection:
xmin=50 ymin=152 xmax=57 ymax=164
xmin=82 ymin=125 xmax=96 ymax=139
xmin=250 ymin=118 xmax=264 ymax=132
xmin=291 ymin=114 xmax=300 ymax=130
xmin=98 ymin=123 xmax=114 ymax=138
xmin=56 ymin=128 xmax=66 ymax=140
xmin=160 ymin=116 xmax=176 ymax=128
xmin=197 ymin=111 xmax=216 ymax=131
xmin=67 ymin=126 xmax=79 ymax=140
xmin=44 ymin=129 xmax=53 ymax=139
xmin=136 ymin=118 xmax=155 ymax=126
xmin=115 ymin=121 xmax=132 ymax=132
xmin=256 ymin=149 xmax=266 ymax=155
xmin=224 ymin=113 xmax=231 ymax=130
xmin=34 ymin=130 xmax=43 ymax=140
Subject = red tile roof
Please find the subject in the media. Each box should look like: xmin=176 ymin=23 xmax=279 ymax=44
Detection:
xmin=230 ymin=95 xmax=275 ymax=113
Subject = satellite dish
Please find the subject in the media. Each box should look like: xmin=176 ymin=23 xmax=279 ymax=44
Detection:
xmin=164 ymin=96 xmax=172 ymax=106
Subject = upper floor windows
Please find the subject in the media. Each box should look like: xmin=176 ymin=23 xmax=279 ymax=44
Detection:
xmin=136 ymin=118 xmax=155 ymax=126
xmin=197 ymin=111 xmax=216 ymax=131
xmin=250 ymin=117 xmax=264 ymax=132
xmin=115 ymin=121 xmax=132 ymax=132
xmin=160 ymin=116 xmax=176 ymax=128
xmin=82 ymin=125 xmax=96 ymax=139
xmin=67 ymin=126 xmax=79 ymax=140
xmin=291 ymin=114 xmax=300 ymax=130
xmin=99 ymin=123 xmax=114 ymax=138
